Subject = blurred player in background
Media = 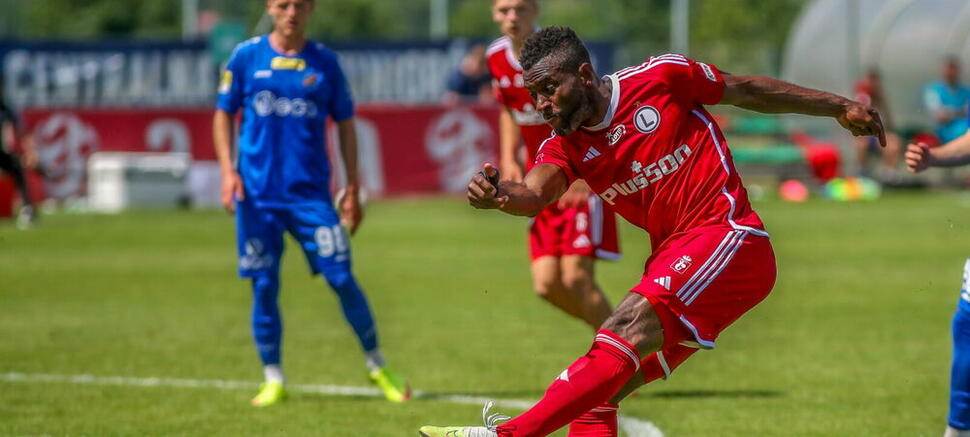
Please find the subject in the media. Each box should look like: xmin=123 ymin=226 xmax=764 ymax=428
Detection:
xmin=488 ymin=0 xmax=618 ymax=331
xmin=443 ymin=44 xmax=493 ymax=106
xmin=421 ymin=26 xmax=885 ymax=437
xmin=853 ymin=68 xmax=901 ymax=182
xmin=0 ymin=75 xmax=38 ymax=228
xmin=212 ymin=0 xmax=408 ymax=407
xmin=924 ymin=57 xmax=970 ymax=145
xmin=906 ymin=120 xmax=970 ymax=437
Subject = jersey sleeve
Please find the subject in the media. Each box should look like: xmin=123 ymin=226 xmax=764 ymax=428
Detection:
xmin=216 ymin=44 xmax=247 ymax=114
xmin=324 ymin=52 xmax=354 ymax=122
xmin=491 ymin=79 xmax=508 ymax=106
xmin=533 ymin=135 xmax=578 ymax=183
xmin=486 ymin=59 xmax=508 ymax=106
xmin=650 ymin=54 xmax=725 ymax=105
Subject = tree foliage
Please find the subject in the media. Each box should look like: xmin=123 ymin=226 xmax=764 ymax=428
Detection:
xmin=0 ymin=0 xmax=808 ymax=73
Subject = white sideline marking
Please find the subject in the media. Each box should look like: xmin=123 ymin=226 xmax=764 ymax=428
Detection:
xmin=1 ymin=372 xmax=663 ymax=437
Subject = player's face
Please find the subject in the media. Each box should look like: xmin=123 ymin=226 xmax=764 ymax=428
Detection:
xmin=492 ymin=0 xmax=538 ymax=42
xmin=267 ymin=0 xmax=314 ymax=38
xmin=524 ymin=57 xmax=593 ymax=136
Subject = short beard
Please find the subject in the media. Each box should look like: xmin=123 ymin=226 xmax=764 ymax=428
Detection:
xmin=553 ymin=89 xmax=594 ymax=136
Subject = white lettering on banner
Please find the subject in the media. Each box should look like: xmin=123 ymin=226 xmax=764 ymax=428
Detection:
xmin=146 ymin=119 xmax=190 ymax=154
xmin=3 ymin=49 xmax=214 ymax=108
xmin=425 ymin=109 xmax=493 ymax=193
xmin=339 ymin=49 xmax=454 ymax=103
xmin=327 ymin=117 xmax=385 ymax=197
xmin=32 ymin=113 xmax=100 ymax=199
xmin=600 ymin=144 xmax=692 ymax=205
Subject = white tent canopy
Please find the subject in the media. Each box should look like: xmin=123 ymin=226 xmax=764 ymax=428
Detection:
xmin=783 ymin=0 xmax=970 ymax=132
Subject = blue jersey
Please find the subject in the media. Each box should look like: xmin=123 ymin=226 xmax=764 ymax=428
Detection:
xmin=217 ymin=35 xmax=354 ymax=207
xmin=924 ymin=81 xmax=970 ymax=144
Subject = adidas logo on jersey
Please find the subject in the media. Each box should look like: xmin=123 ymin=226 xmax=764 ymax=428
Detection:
xmin=583 ymin=147 xmax=601 ymax=162
xmin=653 ymin=276 xmax=671 ymax=290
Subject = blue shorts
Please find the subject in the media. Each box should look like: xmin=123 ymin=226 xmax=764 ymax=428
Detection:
xmin=235 ymin=199 xmax=351 ymax=277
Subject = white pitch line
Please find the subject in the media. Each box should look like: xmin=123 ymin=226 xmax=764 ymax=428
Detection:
xmin=1 ymin=372 xmax=663 ymax=437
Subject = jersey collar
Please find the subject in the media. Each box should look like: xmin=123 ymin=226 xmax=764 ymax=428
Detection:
xmin=505 ymin=40 xmax=522 ymax=71
xmin=583 ymin=74 xmax=620 ymax=132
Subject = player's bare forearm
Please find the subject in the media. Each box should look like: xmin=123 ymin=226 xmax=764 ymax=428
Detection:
xmin=498 ymin=109 xmax=524 ymax=181
xmin=336 ymin=118 xmax=360 ymax=191
xmin=928 ymin=132 xmax=970 ymax=167
xmin=721 ymin=73 xmax=886 ymax=147
xmin=558 ymin=178 xmax=591 ymax=209
xmin=721 ymin=74 xmax=851 ymax=117
xmin=213 ymin=109 xmax=244 ymax=212
xmin=468 ymin=162 xmax=566 ymax=216
xmin=498 ymin=164 xmax=568 ymax=216
xmin=212 ymin=110 xmax=235 ymax=174
xmin=494 ymin=180 xmax=549 ymax=217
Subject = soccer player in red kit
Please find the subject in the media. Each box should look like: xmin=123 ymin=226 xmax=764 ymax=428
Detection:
xmin=420 ymin=26 xmax=885 ymax=437
xmin=488 ymin=0 xmax=619 ymax=330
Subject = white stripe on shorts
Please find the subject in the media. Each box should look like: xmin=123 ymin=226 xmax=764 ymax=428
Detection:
xmin=676 ymin=230 xmax=743 ymax=301
xmin=683 ymin=232 xmax=747 ymax=305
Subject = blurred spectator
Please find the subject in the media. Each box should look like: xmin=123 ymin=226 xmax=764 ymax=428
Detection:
xmin=853 ymin=68 xmax=902 ymax=182
xmin=924 ymin=57 xmax=970 ymax=144
xmin=443 ymin=44 xmax=493 ymax=105
xmin=0 ymin=75 xmax=38 ymax=228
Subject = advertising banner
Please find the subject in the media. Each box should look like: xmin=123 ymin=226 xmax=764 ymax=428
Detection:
xmin=20 ymin=104 xmax=510 ymax=203
xmin=0 ymin=39 xmax=613 ymax=106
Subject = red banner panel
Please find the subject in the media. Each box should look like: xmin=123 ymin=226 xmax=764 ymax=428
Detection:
xmin=21 ymin=104 xmax=506 ymax=201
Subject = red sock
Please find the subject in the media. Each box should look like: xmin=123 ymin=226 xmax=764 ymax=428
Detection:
xmin=567 ymin=402 xmax=619 ymax=436
xmin=496 ymin=330 xmax=639 ymax=437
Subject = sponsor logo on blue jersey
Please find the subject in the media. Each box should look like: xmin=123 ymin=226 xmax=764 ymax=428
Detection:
xmin=252 ymin=90 xmax=319 ymax=118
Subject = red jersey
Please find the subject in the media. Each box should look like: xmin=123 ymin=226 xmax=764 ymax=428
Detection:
xmin=534 ymin=54 xmax=768 ymax=249
xmin=853 ymin=80 xmax=873 ymax=106
xmin=486 ymin=36 xmax=553 ymax=170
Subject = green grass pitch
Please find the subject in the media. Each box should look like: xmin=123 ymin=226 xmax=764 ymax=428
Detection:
xmin=2 ymin=192 xmax=969 ymax=436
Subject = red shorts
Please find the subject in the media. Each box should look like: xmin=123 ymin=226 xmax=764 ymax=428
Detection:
xmin=528 ymin=195 xmax=620 ymax=261
xmin=631 ymin=226 xmax=776 ymax=382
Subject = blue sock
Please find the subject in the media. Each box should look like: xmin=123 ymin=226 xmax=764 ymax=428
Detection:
xmin=952 ymin=306 xmax=970 ymax=429
xmin=251 ymin=275 xmax=282 ymax=366
xmin=322 ymin=267 xmax=378 ymax=352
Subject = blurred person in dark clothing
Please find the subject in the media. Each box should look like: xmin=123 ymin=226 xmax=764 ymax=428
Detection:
xmin=443 ymin=44 xmax=493 ymax=105
xmin=853 ymin=68 xmax=902 ymax=182
xmin=0 ymin=75 xmax=38 ymax=228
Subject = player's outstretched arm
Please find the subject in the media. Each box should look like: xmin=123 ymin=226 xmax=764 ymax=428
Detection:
xmin=720 ymin=73 xmax=886 ymax=148
xmin=467 ymin=163 xmax=567 ymax=217
xmin=906 ymin=132 xmax=970 ymax=173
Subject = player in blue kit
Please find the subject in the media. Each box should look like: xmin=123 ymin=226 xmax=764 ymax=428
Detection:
xmin=212 ymin=0 xmax=409 ymax=406
xmin=907 ymin=118 xmax=970 ymax=437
